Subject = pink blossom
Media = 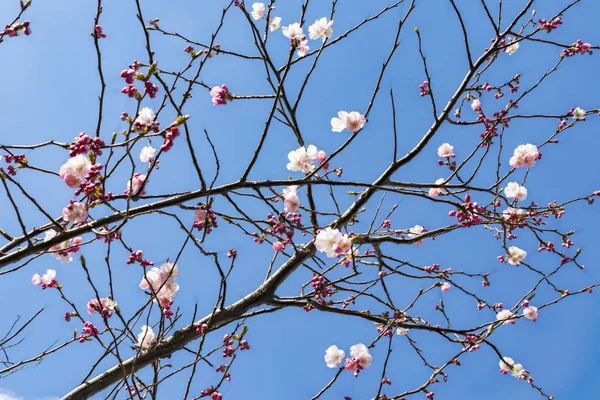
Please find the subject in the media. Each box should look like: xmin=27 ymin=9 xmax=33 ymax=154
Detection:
xmin=437 ymin=143 xmax=455 ymax=158
xmin=126 ymin=173 xmax=147 ymax=196
xmin=504 ymin=182 xmax=528 ymax=201
xmin=441 ymin=282 xmax=451 ymax=292
xmin=428 ymin=178 xmax=447 ymax=197
xmin=471 ymin=99 xmax=481 ymax=112
xmin=62 ymin=201 xmax=88 ymax=224
xmin=496 ymin=309 xmax=515 ymax=325
xmin=523 ymin=306 xmax=538 ymax=322
xmin=282 ymin=185 xmax=300 ymax=213
xmin=287 ymin=145 xmax=319 ymax=173
xmin=59 ymin=155 xmax=92 ymax=188
xmin=273 ymin=241 xmax=284 ymax=252
xmin=507 ymin=246 xmax=527 ymax=266
xmin=210 ymin=85 xmax=230 ymax=106
xmin=139 ymin=262 xmax=180 ymax=314
xmin=315 ymin=227 xmax=351 ymax=258
xmin=31 ymin=269 xmax=57 ymax=289
xmin=509 ymin=144 xmax=540 ymax=169
xmin=331 ymin=111 xmax=366 ymax=133
xmin=95 ymin=25 xmax=107 ymax=38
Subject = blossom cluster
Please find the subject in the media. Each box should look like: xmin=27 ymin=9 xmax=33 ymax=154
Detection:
xmin=139 ymin=262 xmax=180 ymax=317
xmin=324 ymin=344 xmax=372 ymax=377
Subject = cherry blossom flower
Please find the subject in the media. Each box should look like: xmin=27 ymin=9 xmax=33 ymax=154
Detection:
xmin=287 ymin=144 xmax=318 ymax=173
xmin=269 ymin=17 xmax=282 ymax=31
xmin=296 ymin=37 xmax=310 ymax=57
xmin=44 ymin=230 xmax=82 ymax=263
xmin=251 ymin=3 xmax=265 ymax=20
xmin=62 ymin=201 xmax=88 ymax=224
xmin=504 ymin=182 xmax=528 ymax=201
xmin=437 ymin=143 xmax=454 ymax=158
xmin=499 ymin=357 xmax=525 ymax=378
xmin=31 ymin=269 xmax=57 ymax=289
xmin=523 ymin=305 xmax=538 ymax=322
xmin=441 ymin=282 xmax=451 ymax=292
xmin=282 ymin=23 xmax=303 ymax=40
xmin=496 ymin=309 xmax=515 ymax=324
xmin=471 ymin=99 xmax=481 ymax=112
xmin=140 ymin=145 xmax=156 ymax=163
xmin=396 ymin=327 xmax=409 ymax=335
xmin=408 ymin=225 xmax=425 ymax=245
xmin=503 ymin=207 xmax=526 ymax=220
xmin=315 ymin=227 xmax=344 ymax=258
xmin=59 ymin=155 xmax=92 ymax=188
xmin=126 ymin=173 xmax=147 ymax=196
xmin=308 ymin=18 xmax=333 ymax=41
xmin=272 ymin=241 xmax=284 ymax=252
xmin=507 ymin=246 xmax=527 ymax=266
xmin=572 ymin=107 xmax=586 ymax=120
xmin=428 ymin=178 xmax=448 ymax=197
xmin=139 ymin=262 xmax=180 ymax=313
xmin=331 ymin=111 xmax=366 ymax=133
xmin=504 ymin=39 xmax=519 ymax=55
xmin=282 ymin=185 xmax=300 ymax=213
xmin=137 ymin=325 xmax=156 ymax=350
xmin=509 ymin=144 xmax=540 ymax=169
xmin=134 ymin=107 xmax=155 ymax=126
xmin=348 ymin=343 xmax=372 ymax=369
xmin=87 ymin=298 xmax=113 ymax=318
xmin=324 ymin=345 xmax=346 ymax=368
xmin=210 ymin=85 xmax=230 ymax=106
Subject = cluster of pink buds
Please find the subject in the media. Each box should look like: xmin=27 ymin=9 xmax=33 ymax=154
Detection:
xmin=448 ymin=194 xmax=488 ymax=227
xmin=419 ymin=81 xmax=430 ymax=96
xmin=267 ymin=212 xmax=297 ymax=242
xmin=216 ymin=365 xmax=231 ymax=381
xmin=311 ymin=274 xmax=334 ymax=304
xmin=227 ymin=248 xmax=237 ymax=258
xmin=193 ymin=202 xmax=219 ymax=234
xmin=562 ymin=40 xmax=592 ymax=57
xmin=375 ymin=323 xmax=394 ymax=338
xmin=74 ymin=164 xmax=104 ymax=200
xmin=120 ymin=60 xmax=159 ymax=99
xmin=200 ymin=386 xmax=222 ymax=399
xmin=464 ymin=333 xmax=481 ymax=352
xmin=484 ymin=37 xmax=506 ymax=60
xmin=210 ymin=84 xmax=231 ymax=106
xmin=79 ymin=321 xmax=99 ymax=342
xmin=195 ymin=322 xmax=209 ymax=335
xmin=423 ymin=263 xmax=441 ymax=274
xmin=160 ymin=126 xmax=180 ymax=152
xmin=382 ymin=219 xmax=391 ymax=229
xmin=69 ymin=133 xmax=105 ymax=157
xmin=185 ymin=43 xmax=221 ymax=58
xmin=547 ymin=200 xmax=565 ymax=218
xmin=126 ymin=250 xmax=155 ymax=267
xmin=3 ymin=153 xmax=26 ymax=176
xmin=4 ymin=20 xmax=31 ymax=37
xmin=94 ymin=25 xmax=106 ymax=39
xmin=538 ymin=16 xmax=562 ymax=33
xmin=95 ymin=227 xmax=120 ymax=243
xmin=145 ymin=80 xmax=159 ymax=98
xmin=426 ymin=392 xmax=435 ymax=400
xmin=222 ymin=334 xmax=235 ymax=358
xmin=120 ymin=60 xmax=140 ymax=97
xmin=148 ymin=18 xmax=160 ymax=26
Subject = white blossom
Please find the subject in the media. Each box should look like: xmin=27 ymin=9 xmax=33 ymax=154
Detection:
xmin=308 ymin=17 xmax=333 ymax=41
xmin=324 ymin=345 xmax=345 ymax=368
xmin=140 ymin=145 xmax=156 ymax=163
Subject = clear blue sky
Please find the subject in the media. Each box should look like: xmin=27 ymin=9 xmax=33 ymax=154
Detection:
xmin=1 ymin=0 xmax=599 ymax=399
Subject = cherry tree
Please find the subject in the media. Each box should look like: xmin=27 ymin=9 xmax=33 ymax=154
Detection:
xmin=0 ymin=0 xmax=599 ymax=399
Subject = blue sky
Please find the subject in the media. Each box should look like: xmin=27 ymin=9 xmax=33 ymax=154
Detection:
xmin=1 ymin=0 xmax=600 ymax=399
